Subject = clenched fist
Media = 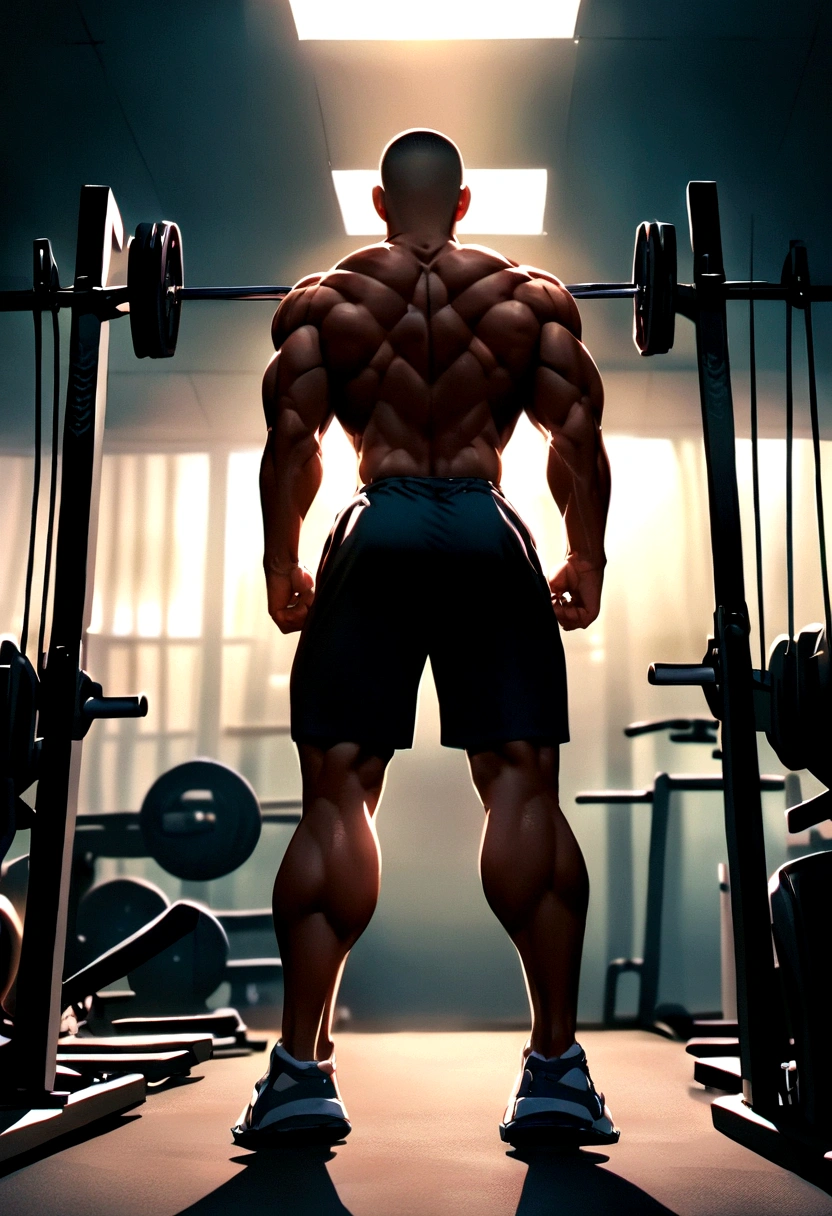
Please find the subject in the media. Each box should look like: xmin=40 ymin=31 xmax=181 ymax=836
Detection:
xmin=549 ymin=558 xmax=604 ymax=631
xmin=265 ymin=562 xmax=315 ymax=633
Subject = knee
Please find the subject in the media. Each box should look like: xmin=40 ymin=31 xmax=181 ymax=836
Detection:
xmin=300 ymin=742 xmax=392 ymax=811
xmin=468 ymin=741 xmax=558 ymax=808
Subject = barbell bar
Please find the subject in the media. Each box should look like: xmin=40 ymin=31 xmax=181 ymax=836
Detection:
xmin=175 ymin=282 xmax=642 ymax=301
xmin=0 ymin=276 xmax=643 ymax=306
xmin=3 ymin=216 xmax=832 ymax=362
xmin=7 ymin=278 xmax=832 ymax=311
xmin=0 ymin=220 xmax=679 ymax=358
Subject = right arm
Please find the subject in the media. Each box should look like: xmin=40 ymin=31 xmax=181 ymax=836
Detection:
xmin=526 ymin=318 xmax=610 ymax=631
xmin=261 ymin=296 xmax=332 ymax=633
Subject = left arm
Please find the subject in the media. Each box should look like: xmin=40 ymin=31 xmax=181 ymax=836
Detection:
xmin=526 ymin=318 xmax=610 ymax=630
xmin=261 ymin=282 xmax=333 ymax=632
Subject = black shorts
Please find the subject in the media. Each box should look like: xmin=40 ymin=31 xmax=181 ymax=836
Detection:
xmin=290 ymin=476 xmax=569 ymax=752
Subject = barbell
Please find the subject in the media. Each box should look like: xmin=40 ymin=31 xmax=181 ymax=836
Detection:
xmin=7 ymin=209 xmax=832 ymax=363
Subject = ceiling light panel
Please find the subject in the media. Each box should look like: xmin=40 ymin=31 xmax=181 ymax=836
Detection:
xmin=332 ymin=169 xmax=548 ymax=235
xmin=290 ymin=1 xmax=581 ymax=40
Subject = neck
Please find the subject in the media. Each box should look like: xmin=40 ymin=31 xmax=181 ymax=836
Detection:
xmin=386 ymin=226 xmax=458 ymax=261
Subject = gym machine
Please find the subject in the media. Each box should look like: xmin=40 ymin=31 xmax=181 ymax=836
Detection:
xmin=0 ymin=188 xmax=186 ymax=1160
xmin=0 ymin=191 xmax=293 ymax=1161
xmin=575 ymin=717 xmax=785 ymax=1039
xmin=2 ymin=758 xmax=298 ymax=1037
xmin=644 ymin=184 xmax=832 ymax=1190
xmin=67 ymin=759 xmax=299 ymax=1030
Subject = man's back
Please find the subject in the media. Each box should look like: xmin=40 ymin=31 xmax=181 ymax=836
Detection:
xmin=270 ymin=239 xmax=589 ymax=485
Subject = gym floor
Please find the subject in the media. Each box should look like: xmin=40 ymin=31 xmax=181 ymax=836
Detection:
xmin=1 ymin=1029 xmax=830 ymax=1216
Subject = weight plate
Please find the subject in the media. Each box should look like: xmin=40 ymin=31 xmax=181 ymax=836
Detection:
xmin=139 ymin=759 xmax=261 ymax=882
xmin=632 ymin=220 xmax=676 ymax=357
xmin=766 ymin=635 xmax=807 ymax=773
xmin=128 ymin=903 xmax=228 ymax=1011
xmin=0 ymin=638 xmax=39 ymax=797
xmin=128 ymin=220 xmax=183 ymax=360
xmin=656 ymin=222 xmax=677 ymax=354
xmin=632 ymin=223 xmax=649 ymax=353
xmin=75 ymin=876 xmax=169 ymax=969
xmin=127 ymin=224 xmax=153 ymax=359
xmin=796 ymin=623 xmax=832 ymax=787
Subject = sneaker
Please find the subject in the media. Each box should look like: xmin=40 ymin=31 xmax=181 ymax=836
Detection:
xmin=500 ymin=1042 xmax=619 ymax=1147
xmin=232 ymin=1042 xmax=351 ymax=1147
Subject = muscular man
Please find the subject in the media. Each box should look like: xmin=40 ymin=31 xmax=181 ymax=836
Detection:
xmin=233 ymin=129 xmax=616 ymax=1149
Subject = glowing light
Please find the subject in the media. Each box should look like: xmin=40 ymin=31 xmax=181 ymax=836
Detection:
xmin=112 ymin=603 xmax=133 ymax=637
xmin=499 ymin=413 xmax=565 ymax=575
xmin=332 ymin=168 xmax=547 ymax=235
xmin=222 ymin=433 xmax=357 ymax=639
xmin=289 ymin=0 xmax=581 ymax=40
xmin=88 ymin=593 xmax=103 ymax=635
xmin=269 ymin=673 xmax=290 ymax=689
xmin=137 ymin=601 xmax=163 ymax=637
xmin=224 ymin=452 xmax=268 ymax=639
xmin=167 ymin=455 xmax=209 ymax=637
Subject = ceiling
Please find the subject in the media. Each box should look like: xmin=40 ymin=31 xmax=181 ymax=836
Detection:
xmin=1 ymin=0 xmax=831 ymax=446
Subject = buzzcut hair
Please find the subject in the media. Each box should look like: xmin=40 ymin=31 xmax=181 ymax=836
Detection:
xmin=379 ymin=129 xmax=465 ymax=233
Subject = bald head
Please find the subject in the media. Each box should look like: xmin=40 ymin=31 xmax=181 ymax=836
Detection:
xmin=374 ymin=129 xmax=468 ymax=238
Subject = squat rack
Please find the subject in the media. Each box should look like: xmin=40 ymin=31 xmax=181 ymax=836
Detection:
xmin=650 ymin=182 xmax=832 ymax=1186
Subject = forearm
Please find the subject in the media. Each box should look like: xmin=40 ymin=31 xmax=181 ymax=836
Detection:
xmin=547 ymin=417 xmax=610 ymax=570
xmin=260 ymin=423 xmax=323 ymax=572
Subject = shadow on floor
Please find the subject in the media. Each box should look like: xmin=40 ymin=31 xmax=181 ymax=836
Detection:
xmin=174 ymin=1147 xmax=354 ymax=1216
xmin=0 ymin=1113 xmax=143 ymax=1181
xmin=510 ymin=1148 xmax=680 ymax=1216
xmin=174 ymin=1145 xmax=681 ymax=1216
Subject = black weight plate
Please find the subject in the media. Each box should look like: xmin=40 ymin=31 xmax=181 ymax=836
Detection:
xmin=766 ymin=635 xmax=807 ymax=773
xmin=632 ymin=223 xmax=650 ymax=354
xmin=128 ymin=903 xmax=228 ymax=1011
xmin=656 ymin=222 xmax=677 ymax=354
xmin=0 ymin=637 xmax=39 ymax=795
xmin=632 ymin=220 xmax=676 ymax=357
xmin=770 ymin=850 xmax=832 ymax=1130
xmin=76 ymin=877 xmax=169 ymax=969
xmin=128 ymin=220 xmax=183 ymax=360
xmin=158 ymin=221 xmax=183 ymax=355
xmin=127 ymin=224 xmax=154 ymax=359
xmin=140 ymin=759 xmax=261 ymax=882
xmin=796 ymin=624 xmax=832 ymax=787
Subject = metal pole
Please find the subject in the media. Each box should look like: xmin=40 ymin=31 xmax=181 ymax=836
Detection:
xmin=9 ymin=187 xmax=123 ymax=1104
xmin=687 ymin=181 xmax=781 ymax=1116
xmin=638 ymin=774 xmax=671 ymax=1025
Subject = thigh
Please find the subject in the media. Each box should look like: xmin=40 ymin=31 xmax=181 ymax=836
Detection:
xmin=291 ymin=491 xmax=428 ymax=750
xmin=430 ymin=490 xmax=569 ymax=751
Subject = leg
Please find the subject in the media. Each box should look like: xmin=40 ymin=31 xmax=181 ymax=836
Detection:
xmin=470 ymin=741 xmax=617 ymax=1146
xmin=468 ymin=740 xmax=588 ymax=1058
xmin=274 ymin=741 xmax=391 ymax=1062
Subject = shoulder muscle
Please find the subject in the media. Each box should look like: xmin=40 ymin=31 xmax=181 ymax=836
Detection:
xmin=514 ymin=267 xmax=582 ymax=339
xmin=271 ymin=276 xmax=331 ymax=349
